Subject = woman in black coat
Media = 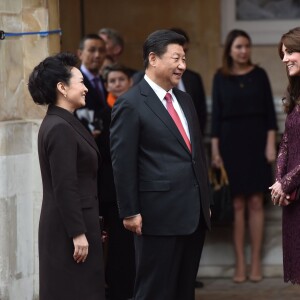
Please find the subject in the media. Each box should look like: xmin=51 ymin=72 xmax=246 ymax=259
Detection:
xmin=28 ymin=53 xmax=105 ymax=299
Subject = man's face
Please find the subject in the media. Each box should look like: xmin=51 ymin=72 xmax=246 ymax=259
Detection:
xmin=99 ymin=33 xmax=121 ymax=60
xmin=151 ymin=43 xmax=186 ymax=91
xmin=78 ymin=38 xmax=106 ymax=75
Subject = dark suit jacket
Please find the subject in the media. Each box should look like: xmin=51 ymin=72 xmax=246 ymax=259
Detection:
xmin=182 ymin=69 xmax=207 ymax=134
xmin=81 ymin=71 xmax=107 ymax=115
xmin=132 ymin=69 xmax=207 ymax=134
xmin=110 ymin=79 xmax=211 ymax=236
xmin=38 ymin=105 xmax=104 ymax=299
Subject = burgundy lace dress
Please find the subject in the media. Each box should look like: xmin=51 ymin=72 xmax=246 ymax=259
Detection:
xmin=276 ymin=104 xmax=300 ymax=284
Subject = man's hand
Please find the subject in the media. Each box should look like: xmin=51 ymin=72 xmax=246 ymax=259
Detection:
xmin=123 ymin=214 xmax=142 ymax=235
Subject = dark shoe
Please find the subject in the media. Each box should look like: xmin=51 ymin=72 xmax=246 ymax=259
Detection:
xmin=194 ymin=280 xmax=204 ymax=288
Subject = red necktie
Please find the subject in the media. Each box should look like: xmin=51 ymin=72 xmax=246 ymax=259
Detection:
xmin=165 ymin=92 xmax=192 ymax=152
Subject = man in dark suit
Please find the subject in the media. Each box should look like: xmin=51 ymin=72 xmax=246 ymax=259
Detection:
xmin=76 ymin=34 xmax=108 ymax=136
xmin=76 ymin=34 xmax=113 ymax=212
xmin=110 ymin=30 xmax=211 ymax=300
xmin=132 ymin=28 xmax=207 ymax=136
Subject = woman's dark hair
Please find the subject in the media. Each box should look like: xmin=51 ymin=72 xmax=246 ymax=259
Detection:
xmin=28 ymin=52 xmax=78 ymax=105
xmin=102 ymin=63 xmax=131 ymax=82
xmin=278 ymin=27 xmax=300 ymax=113
xmin=221 ymin=29 xmax=253 ymax=75
xmin=143 ymin=29 xmax=186 ymax=69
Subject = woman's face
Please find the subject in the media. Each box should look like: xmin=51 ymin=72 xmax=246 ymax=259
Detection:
xmin=230 ymin=36 xmax=251 ymax=65
xmin=64 ymin=67 xmax=88 ymax=110
xmin=281 ymin=43 xmax=300 ymax=77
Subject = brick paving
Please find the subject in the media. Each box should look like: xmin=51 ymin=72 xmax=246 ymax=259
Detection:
xmin=195 ymin=278 xmax=300 ymax=300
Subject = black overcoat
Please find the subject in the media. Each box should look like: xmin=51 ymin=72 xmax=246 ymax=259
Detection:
xmin=38 ymin=105 xmax=105 ymax=300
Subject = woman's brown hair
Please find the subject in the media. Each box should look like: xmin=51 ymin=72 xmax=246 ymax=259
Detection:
xmin=278 ymin=27 xmax=300 ymax=113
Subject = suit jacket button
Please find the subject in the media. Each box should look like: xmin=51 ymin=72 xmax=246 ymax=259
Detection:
xmin=192 ymin=160 xmax=196 ymax=165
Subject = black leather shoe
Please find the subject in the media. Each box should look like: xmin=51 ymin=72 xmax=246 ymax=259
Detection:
xmin=194 ymin=280 xmax=204 ymax=288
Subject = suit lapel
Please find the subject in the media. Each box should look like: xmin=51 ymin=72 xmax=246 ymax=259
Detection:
xmin=47 ymin=105 xmax=99 ymax=154
xmin=140 ymin=80 xmax=191 ymax=155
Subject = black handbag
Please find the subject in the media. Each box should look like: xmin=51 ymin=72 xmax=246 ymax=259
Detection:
xmin=210 ymin=164 xmax=233 ymax=225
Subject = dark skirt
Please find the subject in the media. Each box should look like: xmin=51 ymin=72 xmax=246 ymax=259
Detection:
xmin=220 ymin=115 xmax=273 ymax=197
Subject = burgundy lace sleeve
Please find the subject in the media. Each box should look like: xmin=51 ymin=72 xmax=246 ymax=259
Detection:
xmin=279 ymin=164 xmax=300 ymax=194
xmin=277 ymin=108 xmax=300 ymax=193
xmin=276 ymin=130 xmax=288 ymax=181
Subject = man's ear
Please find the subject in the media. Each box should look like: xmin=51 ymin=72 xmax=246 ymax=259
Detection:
xmin=77 ymin=49 xmax=82 ymax=60
xmin=129 ymin=78 xmax=133 ymax=88
xmin=148 ymin=52 xmax=157 ymax=67
xmin=113 ymin=44 xmax=122 ymax=57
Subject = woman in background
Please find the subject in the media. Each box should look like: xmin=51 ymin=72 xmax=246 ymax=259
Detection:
xmin=28 ymin=52 xmax=105 ymax=299
xmin=211 ymin=29 xmax=277 ymax=283
xmin=270 ymin=27 xmax=300 ymax=284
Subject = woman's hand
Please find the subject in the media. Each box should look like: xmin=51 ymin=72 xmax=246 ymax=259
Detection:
xmin=265 ymin=143 xmax=276 ymax=163
xmin=212 ymin=155 xmax=223 ymax=169
xmin=73 ymin=233 xmax=89 ymax=263
xmin=269 ymin=181 xmax=291 ymax=206
xmin=265 ymin=130 xmax=276 ymax=163
xmin=211 ymin=137 xmax=223 ymax=168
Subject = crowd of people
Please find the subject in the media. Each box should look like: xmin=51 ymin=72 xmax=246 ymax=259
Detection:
xmin=27 ymin=25 xmax=300 ymax=299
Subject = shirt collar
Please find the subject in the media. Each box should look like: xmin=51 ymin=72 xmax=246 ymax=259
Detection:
xmin=144 ymin=74 xmax=174 ymax=101
xmin=80 ymin=64 xmax=98 ymax=82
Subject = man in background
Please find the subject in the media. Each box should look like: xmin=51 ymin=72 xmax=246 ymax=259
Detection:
xmin=76 ymin=33 xmax=108 ymax=137
xmin=99 ymin=28 xmax=124 ymax=63
xmin=99 ymin=27 xmax=136 ymax=77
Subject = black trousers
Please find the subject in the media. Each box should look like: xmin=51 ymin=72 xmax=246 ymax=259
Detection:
xmin=101 ymin=202 xmax=135 ymax=300
xmin=133 ymin=220 xmax=206 ymax=300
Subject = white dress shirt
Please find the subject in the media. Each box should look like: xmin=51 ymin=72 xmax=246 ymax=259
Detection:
xmin=144 ymin=74 xmax=190 ymax=140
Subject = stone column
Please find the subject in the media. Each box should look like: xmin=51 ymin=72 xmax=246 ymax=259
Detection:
xmin=0 ymin=1 xmax=60 ymax=299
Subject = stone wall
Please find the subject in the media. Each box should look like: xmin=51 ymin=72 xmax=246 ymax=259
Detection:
xmin=0 ymin=0 xmax=60 ymax=298
xmin=0 ymin=121 xmax=41 ymax=300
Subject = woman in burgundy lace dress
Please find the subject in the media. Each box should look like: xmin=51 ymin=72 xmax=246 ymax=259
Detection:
xmin=270 ymin=27 xmax=300 ymax=284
